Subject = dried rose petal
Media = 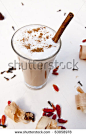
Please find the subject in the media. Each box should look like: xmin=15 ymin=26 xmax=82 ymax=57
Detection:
xmin=0 ymin=119 xmax=1 ymax=124
xmin=53 ymin=84 xmax=59 ymax=92
xmin=82 ymin=39 xmax=86 ymax=43
xmin=8 ymin=101 xmax=11 ymax=106
xmin=52 ymin=114 xmax=56 ymax=120
xmin=56 ymin=104 xmax=61 ymax=118
xmin=52 ymin=66 xmax=59 ymax=73
xmin=42 ymin=112 xmax=53 ymax=117
xmin=1 ymin=115 xmax=6 ymax=125
xmin=59 ymin=126 xmax=66 ymax=129
xmin=46 ymin=112 xmax=54 ymax=117
xmin=52 ymin=72 xmax=59 ymax=75
xmin=43 ymin=108 xmax=55 ymax=113
xmin=58 ymin=118 xmax=68 ymax=123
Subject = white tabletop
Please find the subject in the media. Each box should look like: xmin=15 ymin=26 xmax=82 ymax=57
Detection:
xmin=0 ymin=0 xmax=86 ymax=129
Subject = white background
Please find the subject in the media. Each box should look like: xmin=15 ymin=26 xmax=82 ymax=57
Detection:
xmin=0 ymin=0 xmax=86 ymax=129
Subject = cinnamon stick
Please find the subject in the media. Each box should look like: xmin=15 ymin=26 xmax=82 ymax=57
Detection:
xmin=52 ymin=12 xmax=74 ymax=43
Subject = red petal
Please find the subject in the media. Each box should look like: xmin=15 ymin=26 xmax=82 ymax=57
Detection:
xmin=52 ymin=72 xmax=59 ymax=75
xmin=43 ymin=108 xmax=55 ymax=113
xmin=8 ymin=101 xmax=11 ymax=105
xmin=58 ymin=118 xmax=68 ymax=123
xmin=53 ymin=66 xmax=59 ymax=73
xmin=0 ymin=119 xmax=1 ymax=124
xmin=59 ymin=126 xmax=66 ymax=129
xmin=56 ymin=104 xmax=61 ymax=118
xmin=53 ymin=84 xmax=59 ymax=92
xmin=52 ymin=114 xmax=56 ymax=120
xmin=82 ymin=39 xmax=86 ymax=43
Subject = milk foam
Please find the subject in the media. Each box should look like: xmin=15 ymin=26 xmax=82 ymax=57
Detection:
xmin=13 ymin=25 xmax=60 ymax=60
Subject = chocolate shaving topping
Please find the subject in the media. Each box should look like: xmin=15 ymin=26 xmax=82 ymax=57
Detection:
xmin=31 ymin=47 xmax=44 ymax=52
xmin=85 ymin=27 xmax=86 ymax=29
xmin=0 ymin=12 xmax=4 ymax=20
xmin=11 ymin=75 xmax=16 ymax=79
xmin=4 ymin=77 xmax=9 ymax=81
xmin=78 ymin=81 xmax=83 ymax=86
xmin=24 ymin=112 xmax=35 ymax=122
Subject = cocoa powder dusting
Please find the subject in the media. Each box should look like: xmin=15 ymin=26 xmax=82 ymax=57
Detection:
xmin=23 ymin=43 xmax=31 ymax=49
xmin=20 ymin=37 xmax=29 ymax=42
xmin=48 ymin=45 xmax=52 ymax=48
xmin=33 ymin=28 xmax=40 ymax=32
xmin=36 ymin=40 xmax=41 ymax=42
xmin=45 ymin=45 xmax=52 ymax=48
xmin=46 ymin=35 xmax=49 ymax=39
xmin=38 ymin=33 xmax=43 ymax=38
xmin=31 ymin=48 xmax=44 ymax=52
xmin=27 ymin=30 xmax=32 ymax=34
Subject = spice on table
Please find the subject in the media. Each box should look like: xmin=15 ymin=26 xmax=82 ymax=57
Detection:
xmin=21 ymin=2 xmax=24 ymax=6
xmin=82 ymin=39 xmax=86 ymax=43
xmin=4 ymin=77 xmax=9 ymax=81
xmin=58 ymin=118 xmax=68 ymax=123
xmin=53 ymin=84 xmax=59 ymax=92
xmin=0 ymin=119 xmax=1 ymax=124
xmin=52 ymin=72 xmax=59 ymax=75
xmin=12 ymin=26 xmax=15 ymax=31
xmin=52 ymin=114 xmax=56 ymax=120
xmin=0 ymin=12 xmax=4 ymax=20
xmin=64 ymin=13 xmax=66 ymax=16
xmin=56 ymin=104 xmax=61 ymax=118
xmin=59 ymin=126 xmax=66 ymax=129
xmin=1 ymin=115 xmax=6 ymax=125
xmin=78 ymin=81 xmax=83 ymax=86
xmin=57 ymin=9 xmax=61 ymax=12
xmin=0 ymin=71 xmax=5 ymax=74
xmin=48 ymin=101 xmax=56 ymax=110
xmin=6 ymin=67 xmax=16 ymax=73
xmin=8 ymin=101 xmax=11 ymax=106
xmin=52 ymin=66 xmax=59 ymax=73
xmin=72 ymin=68 xmax=78 ymax=71
xmin=43 ymin=108 xmax=55 ymax=113
xmin=76 ymin=86 xmax=84 ymax=93
xmin=11 ymin=75 xmax=16 ymax=79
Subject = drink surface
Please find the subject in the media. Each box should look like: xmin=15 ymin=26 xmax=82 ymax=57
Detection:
xmin=13 ymin=25 xmax=60 ymax=60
